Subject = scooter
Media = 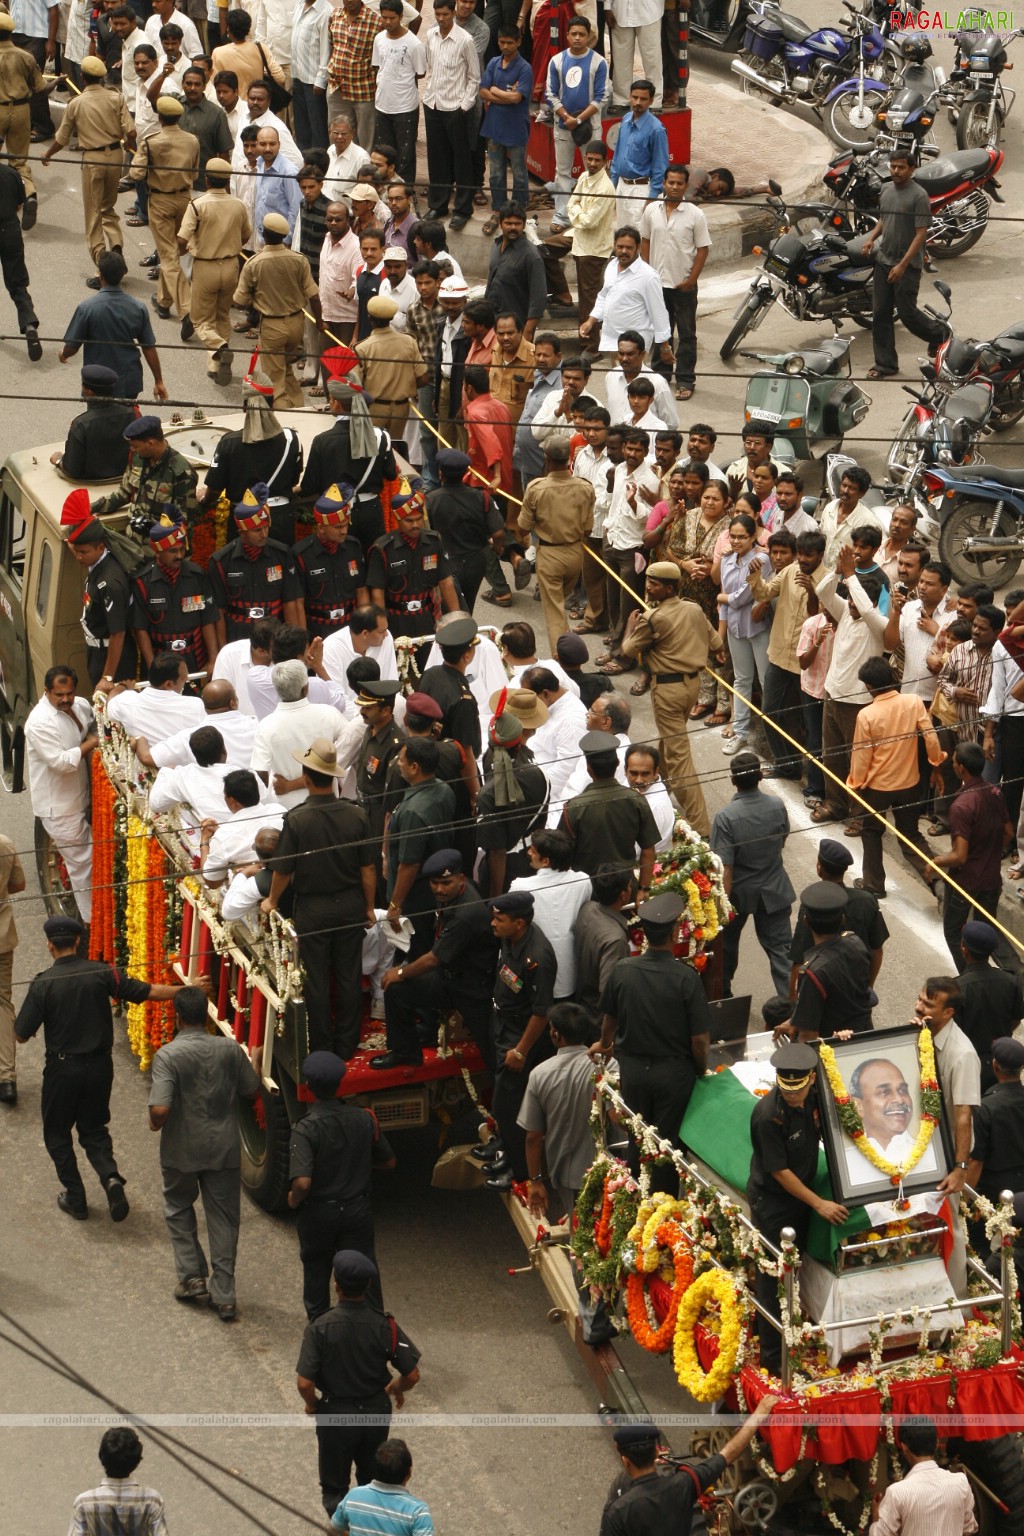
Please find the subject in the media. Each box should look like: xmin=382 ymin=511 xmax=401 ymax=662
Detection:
xmin=822 ymin=140 xmax=1004 ymax=259
xmin=920 ymin=461 xmax=1024 ymax=589
xmin=731 ymin=0 xmax=892 ymax=150
xmin=739 ymin=337 xmax=871 ymax=459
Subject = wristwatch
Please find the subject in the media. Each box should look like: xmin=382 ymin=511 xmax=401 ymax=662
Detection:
xmin=956 ymin=1161 xmax=969 ymax=1170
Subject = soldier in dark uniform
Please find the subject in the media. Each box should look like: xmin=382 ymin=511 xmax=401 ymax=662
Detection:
xmin=208 ymin=482 xmax=303 ymax=646
xmin=288 ymin=1052 xmax=396 ymax=1320
xmin=957 ymin=920 xmax=1024 ymax=1092
xmin=293 ymin=484 xmax=370 ymax=640
xmin=968 ymin=1036 xmax=1024 ymax=1258
xmin=789 ymin=882 xmax=875 ymax=1042
xmin=561 ymin=731 xmax=661 ymax=886
xmin=295 ymin=1248 xmax=421 ymax=1516
xmin=202 ymin=369 xmax=303 ymax=547
xmin=748 ymin=1044 xmax=848 ymax=1369
xmin=261 ymin=740 xmax=377 ymax=1058
xmin=417 ymin=615 xmax=482 ymax=763
xmin=93 ymin=415 xmax=199 ymax=542
xmin=484 ymin=889 xmax=557 ymax=1190
xmin=0 ymin=153 xmax=40 ymax=360
xmin=131 ymin=511 xmax=219 ymax=685
xmin=62 ymin=488 xmax=138 ymax=689
xmin=371 ymin=848 xmax=500 ymax=1073
xmin=366 ymin=481 xmax=460 ymax=662
xmin=426 ymin=447 xmax=505 ymax=612
xmin=301 ymin=378 xmax=398 ymax=550
xmin=14 ymin=915 xmax=193 ymax=1222
xmin=355 ymin=679 xmax=405 ymax=904
xmin=384 ymin=737 xmax=457 ymax=960
xmin=50 ymin=365 xmax=135 ymax=480
xmin=392 ymin=688 xmax=478 ymax=879
xmin=477 ymin=689 xmax=550 ymax=897
xmin=789 ymin=838 xmax=889 ymax=998
xmin=594 ymin=893 xmax=712 ymax=1193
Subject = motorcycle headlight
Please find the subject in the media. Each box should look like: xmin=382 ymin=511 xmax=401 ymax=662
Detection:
xmin=784 ymin=355 xmax=804 ymax=374
xmin=937 ymin=445 xmax=954 ymax=464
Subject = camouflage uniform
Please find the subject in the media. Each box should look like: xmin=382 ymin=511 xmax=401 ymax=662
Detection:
xmin=94 ymin=446 xmax=199 ymax=542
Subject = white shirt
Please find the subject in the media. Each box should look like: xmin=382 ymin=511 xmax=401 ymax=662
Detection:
xmin=604 ymin=365 xmax=677 ymax=432
xmin=528 ymin=689 xmax=588 ymax=805
xmin=25 ymin=695 xmax=95 ymax=818
xmin=151 ymin=711 xmax=259 ymax=771
xmin=120 ymin=25 xmax=150 ymax=114
xmin=220 ymin=868 xmax=266 ymax=925
xmin=211 ymin=638 xmax=256 ymax=714
xmin=372 ymin=28 xmax=426 ymax=114
xmin=818 ymin=496 xmax=884 ymax=569
xmin=378 ymin=271 xmax=416 ymax=330
xmin=203 ymin=800 xmax=289 ymax=883
xmin=323 ymin=139 xmax=366 ymax=205
xmin=638 ymin=200 xmax=712 ymax=287
xmin=604 ymin=459 xmax=661 ymax=551
xmin=573 ymin=443 xmax=612 ymax=540
xmin=322 ymin=627 xmax=398 ymax=701
xmin=232 ymin=108 xmax=302 ymax=172
xmin=547 ymin=731 xmax=629 ymax=824
xmin=260 ymin=0 xmax=294 ymax=64
xmin=868 ymin=1457 xmax=977 ymax=1536
xmin=530 ymin=386 xmax=577 ymax=448
xmin=607 ymin=0 xmax=662 ymax=22
xmin=422 ymin=23 xmax=480 ymax=113
xmin=247 ymin=666 xmax=351 ymax=721
xmin=981 ymin=640 xmax=1024 ymax=721
xmin=642 ymin=779 xmax=676 ymax=851
xmin=145 ymin=7 xmax=203 ymax=59
xmin=508 ymin=658 xmax=581 ymax=699
xmin=291 ymin=0 xmax=331 ymax=88
xmin=150 ymin=761 xmax=241 ymax=848
xmin=107 ymin=687 xmax=205 ymax=744
xmin=898 ymin=597 xmax=955 ymax=703
xmin=335 ymin=712 xmax=366 ymax=800
xmin=589 ymin=256 xmax=671 ymax=353
xmin=250 ymin=698 xmax=347 ymax=807
xmin=509 ymin=865 xmax=592 ymax=996
xmin=817 ymin=571 xmax=888 ymax=708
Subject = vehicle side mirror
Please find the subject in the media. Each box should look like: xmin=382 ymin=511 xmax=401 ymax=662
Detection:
xmin=934 ymin=281 xmax=952 ymax=301
xmin=768 ymin=179 xmax=782 ymax=196
xmin=801 ymin=495 xmax=818 ymax=516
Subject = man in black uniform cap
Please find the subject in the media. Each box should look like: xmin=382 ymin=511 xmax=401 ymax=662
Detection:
xmin=712 ymin=751 xmax=794 ymax=1000
xmin=288 ymin=1052 xmax=396 ymax=1320
xmin=384 ymin=738 xmax=457 ymax=961
xmin=262 ymin=740 xmax=378 ymax=1057
xmin=789 ymin=881 xmax=875 ymax=1042
xmin=417 ymin=615 xmax=482 ymax=764
xmin=295 ymin=1248 xmax=421 ymax=1516
xmin=789 ymin=838 xmax=888 ymax=997
xmin=426 ymin=448 xmax=505 ymax=613
xmin=366 ymin=481 xmax=460 ymax=658
xmin=63 ymin=491 xmax=139 ymax=689
xmin=15 ymin=915 xmax=194 ymax=1221
xmin=292 ymin=484 xmax=370 ymax=640
xmin=371 ymin=848 xmax=500 ymax=1073
xmin=485 ymin=890 xmax=558 ymax=1190
xmin=395 ymin=688 xmax=478 ymax=875
xmin=355 ymin=679 xmax=405 ymax=904
xmin=748 ymin=1044 xmax=848 ymax=1369
xmin=208 ymin=483 xmax=303 ymax=646
xmin=594 ymin=892 xmax=712 ymax=1192
xmin=0 ymin=155 xmax=40 ymax=361
xmin=957 ymin=920 xmax=1024 ymax=1091
xmin=600 ymin=1403 xmax=779 ymax=1536
xmin=131 ymin=512 xmax=220 ymax=683
xmin=50 ymin=365 xmax=135 ymax=480
xmin=561 ymin=731 xmax=661 ymax=889
xmin=94 ymin=415 xmax=199 ymax=541
xmin=301 ymin=379 xmax=399 ymax=550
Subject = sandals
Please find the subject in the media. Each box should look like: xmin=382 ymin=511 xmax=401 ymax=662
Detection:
xmin=867 ymin=366 xmax=897 ymax=380
xmin=126 ymin=215 xmax=147 ymax=227
xmin=573 ymin=621 xmax=603 ymax=635
xmin=690 ymin=701 xmax=715 ymax=720
xmin=810 ymin=804 xmax=840 ymax=823
xmin=474 ymin=191 xmax=488 ymax=207
xmin=481 ymin=215 xmax=499 ymax=236
xmin=598 ymin=660 xmax=634 ymax=675
xmin=307 ymin=385 xmax=324 ymax=397
xmin=704 ymin=710 xmax=730 ymax=728
xmin=630 ymin=675 xmax=650 ymax=696
xmin=675 ymin=385 xmax=694 ymax=401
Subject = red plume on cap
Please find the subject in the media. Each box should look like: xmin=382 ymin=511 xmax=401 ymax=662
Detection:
xmin=60 ymin=488 xmax=92 ymax=529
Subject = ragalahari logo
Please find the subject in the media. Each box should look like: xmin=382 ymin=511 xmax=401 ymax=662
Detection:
xmin=890 ymin=8 xmax=1014 ymax=26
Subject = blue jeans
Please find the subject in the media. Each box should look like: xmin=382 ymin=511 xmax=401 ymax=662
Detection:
xmin=727 ymin=628 xmax=771 ymax=742
xmin=802 ymin=695 xmax=825 ymax=800
xmin=488 ymin=141 xmax=528 ymax=209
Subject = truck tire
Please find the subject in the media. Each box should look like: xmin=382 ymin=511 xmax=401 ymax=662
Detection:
xmin=938 ymin=499 xmax=1022 ymax=589
xmin=950 ymin=1435 xmax=1024 ymax=1536
xmin=239 ymin=1087 xmax=292 ymax=1212
xmin=34 ymin=817 xmax=81 ymax=919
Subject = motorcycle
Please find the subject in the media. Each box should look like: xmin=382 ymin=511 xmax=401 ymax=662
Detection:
xmin=720 ymin=186 xmax=874 ymax=361
xmin=950 ymin=24 xmax=1021 ymax=149
xmin=920 ymin=461 xmax=1024 ymax=588
xmin=739 ymin=337 xmax=871 ymax=458
xmin=930 ymin=299 xmax=1024 ymax=433
xmin=822 ymin=141 xmax=1004 ymax=259
xmin=731 ymin=0 xmax=893 ymax=150
xmin=873 ymin=35 xmax=943 ymax=151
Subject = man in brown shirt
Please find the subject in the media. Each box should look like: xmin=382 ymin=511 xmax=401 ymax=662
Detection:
xmin=517 ymin=438 xmax=594 ymax=654
xmin=41 ymin=55 xmax=134 ymax=267
xmin=0 ymin=12 xmax=52 ymax=218
xmin=489 ymin=311 xmax=534 ymax=424
xmin=130 ymin=95 xmax=199 ymax=321
xmin=233 ymin=210 xmax=322 ymax=407
xmin=621 ymin=561 xmax=727 ymax=836
xmin=354 ymin=294 xmax=429 ymax=443
xmin=0 ymin=833 xmax=25 ymax=1104
xmin=177 ymin=156 xmax=252 ymax=382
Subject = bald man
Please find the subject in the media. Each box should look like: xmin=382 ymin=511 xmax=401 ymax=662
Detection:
xmin=136 ymin=679 xmax=258 ymax=770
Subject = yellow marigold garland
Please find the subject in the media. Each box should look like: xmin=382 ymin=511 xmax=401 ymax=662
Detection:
xmin=673 ymin=1269 xmax=745 ymax=1401
xmin=819 ymin=1029 xmax=941 ymax=1183
xmin=626 ymin=1220 xmax=695 ymax=1354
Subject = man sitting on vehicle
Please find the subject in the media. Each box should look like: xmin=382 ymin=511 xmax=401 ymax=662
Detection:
xmin=109 ymin=653 xmax=205 ymax=747
xmin=135 ymin=680 xmax=258 ymax=772
xmin=199 ymin=769 xmax=287 ymax=886
xmin=149 ymin=724 xmax=254 ymax=852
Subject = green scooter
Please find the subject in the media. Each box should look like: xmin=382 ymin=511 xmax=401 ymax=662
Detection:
xmin=740 ymin=335 xmax=871 ymax=460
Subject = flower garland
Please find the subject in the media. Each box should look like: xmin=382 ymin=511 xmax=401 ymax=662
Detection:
xmin=571 ymin=1156 xmax=639 ymax=1293
xmin=187 ymin=493 xmax=232 ymax=570
xmin=818 ymin=1028 xmax=940 ymax=1182
xmin=673 ymin=1268 xmax=746 ymax=1401
xmin=89 ymin=753 xmax=117 ymax=962
xmin=124 ymin=815 xmax=152 ymax=1067
xmin=626 ymin=1220 xmax=695 ymax=1353
xmin=648 ymin=818 xmax=734 ymax=970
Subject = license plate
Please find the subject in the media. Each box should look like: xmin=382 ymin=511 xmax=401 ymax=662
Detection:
xmin=749 ymin=408 xmax=782 ymax=423
xmin=766 ymin=256 xmax=789 ymax=278
xmin=971 ymin=67 xmax=994 ymax=76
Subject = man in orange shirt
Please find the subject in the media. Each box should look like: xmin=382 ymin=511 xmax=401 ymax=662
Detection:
xmin=462 ymin=364 xmax=513 ymax=498
xmin=848 ymin=655 xmax=946 ymax=898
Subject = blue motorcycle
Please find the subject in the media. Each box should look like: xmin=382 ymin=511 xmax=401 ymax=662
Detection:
xmin=918 ymin=461 xmax=1024 ymax=588
xmin=732 ymin=0 xmax=893 ymax=150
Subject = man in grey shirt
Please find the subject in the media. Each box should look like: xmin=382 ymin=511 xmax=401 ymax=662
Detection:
xmin=711 ymin=752 xmax=795 ymax=998
xmin=148 ymin=986 xmax=260 ymax=1319
xmin=573 ymin=864 xmax=635 ymax=1017
xmin=862 ymin=149 xmax=946 ymax=378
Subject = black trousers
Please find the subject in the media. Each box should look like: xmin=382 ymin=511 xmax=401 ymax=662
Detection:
xmin=424 ymin=106 xmax=475 ymax=220
xmin=295 ymin=905 xmax=366 ymax=1058
xmin=41 ymin=1053 xmax=119 ymax=1202
xmin=296 ymin=1196 xmax=378 ymax=1319
xmin=662 ymin=285 xmax=698 ymax=387
xmin=491 ymin=1024 xmax=553 ymax=1179
xmin=316 ymin=1395 xmax=390 ymax=1514
xmin=942 ymin=884 xmax=1020 ymax=976
xmin=751 ymin=1199 xmax=810 ymax=1370
xmin=292 ymin=80 xmax=328 ymax=149
xmin=996 ymin=714 xmax=1024 ymax=835
xmin=384 ymin=969 xmax=495 ymax=1072
xmin=872 ymin=260 xmax=946 ymax=374
xmin=12 ymin=35 xmax=53 ymax=137
xmin=0 ymin=217 xmax=36 ymax=333
xmin=351 ymin=496 xmax=385 ymax=549
xmin=858 ymin=782 xmax=932 ymax=892
xmin=618 ymin=1053 xmax=695 ymax=1193
xmin=449 ymin=549 xmax=488 ymax=614
xmin=762 ymin=661 xmax=804 ymax=776
xmin=374 ymin=108 xmax=419 ymax=185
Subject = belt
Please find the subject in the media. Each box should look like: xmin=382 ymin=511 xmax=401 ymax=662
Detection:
xmin=537 ymin=538 xmax=576 ymax=547
xmin=653 ymin=670 xmax=701 ymax=684
xmin=0 ymin=98 xmax=28 ymax=107
xmin=260 ymin=310 xmax=302 ymax=319
xmin=619 ymin=176 xmax=649 ymax=185
xmin=47 ymin=1048 xmax=106 ymax=1062
xmin=85 ymin=141 xmax=123 ymax=151
xmin=193 ymin=253 xmax=238 ymax=260
xmin=371 ymin=396 xmax=412 ymax=405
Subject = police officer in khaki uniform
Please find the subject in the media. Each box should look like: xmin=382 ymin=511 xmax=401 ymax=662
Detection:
xmin=353 ymin=293 xmax=429 ymax=445
xmin=130 ymin=95 xmax=199 ymax=323
xmin=177 ymin=155 xmax=251 ymax=384
xmin=620 ymin=561 xmax=727 ymax=837
xmin=41 ymin=55 xmax=134 ymax=268
xmin=233 ymin=210 xmax=322 ymax=409
xmin=517 ymin=437 xmax=595 ymax=656
xmin=0 ymin=13 xmax=53 ymax=227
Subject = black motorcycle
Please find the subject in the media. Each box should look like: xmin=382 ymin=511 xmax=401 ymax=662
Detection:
xmin=823 ymin=140 xmax=1003 ymax=260
xmin=950 ymin=24 xmax=1021 ymax=149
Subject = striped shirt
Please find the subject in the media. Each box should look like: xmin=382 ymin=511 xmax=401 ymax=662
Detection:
xmin=291 ymin=0 xmax=331 ymax=89
xmin=405 ymin=297 xmax=439 ymax=373
xmin=937 ymin=639 xmax=995 ymax=741
xmin=870 ymin=1458 xmax=976 ymax=1536
xmin=421 ymin=22 xmax=480 ymax=112
xmin=331 ymin=1479 xmax=434 ymax=1534
xmin=294 ymin=192 xmax=329 ymax=278
xmin=68 ymin=1478 xmax=168 ymax=1536
xmin=327 ymin=3 xmax=382 ymax=100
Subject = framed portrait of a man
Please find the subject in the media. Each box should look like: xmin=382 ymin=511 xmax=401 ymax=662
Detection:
xmin=815 ymin=1024 xmax=955 ymax=1207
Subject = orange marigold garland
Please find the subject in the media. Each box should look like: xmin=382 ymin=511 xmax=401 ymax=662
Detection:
xmin=626 ymin=1220 xmax=695 ymax=1354
xmin=89 ymin=753 xmax=117 ymax=962
xmin=381 ymin=475 xmax=401 ymax=534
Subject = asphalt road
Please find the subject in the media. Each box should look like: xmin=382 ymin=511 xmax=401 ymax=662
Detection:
xmin=3 ymin=12 xmax=1023 ymax=1531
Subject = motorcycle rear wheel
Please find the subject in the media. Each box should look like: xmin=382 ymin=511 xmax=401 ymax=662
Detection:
xmin=720 ymin=291 xmax=770 ymax=361
xmin=827 ymin=87 xmax=889 ymax=152
xmin=956 ymin=98 xmax=1005 ymax=150
xmin=938 ymin=499 xmax=1022 ymax=588
xmin=990 ymin=379 xmax=1024 ymax=432
xmin=739 ymin=53 xmax=784 ymax=101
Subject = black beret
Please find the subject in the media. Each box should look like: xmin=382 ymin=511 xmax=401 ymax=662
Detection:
xmin=613 ymin=1423 xmax=660 ymax=1449
xmin=44 ymin=915 xmax=86 ymax=941
xmin=490 ymin=891 xmax=534 ymax=917
xmin=993 ymin=1037 xmax=1024 ymax=1071
xmin=333 ymin=1249 xmax=379 ymax=1288
xmin=124 ymin=414 xmax=163 ymax=440
xmin=302 ymin=1051 xmax=347 ymax=1091
xmin=422 ymin=848 xmax=463 ymax=879
xmin=436 ymin=448 xmax=470 ymax=474
xmin=962 ymin=920 xmax=999 ymax=957
xmin=818 ymin=838 xmax=854 ymax=872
